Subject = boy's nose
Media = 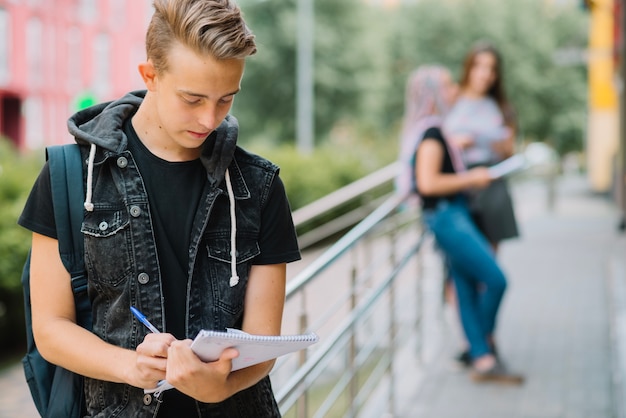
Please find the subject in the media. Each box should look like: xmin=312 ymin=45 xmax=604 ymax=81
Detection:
xmin=198 ymin=105 xmax=220 ymax=131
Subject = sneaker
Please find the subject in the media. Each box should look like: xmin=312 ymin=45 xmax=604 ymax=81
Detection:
xmin=455 ymin=344 xmax=499 ymax=369
xmin=470 ymin=361 xmax=524 ymax=385
xmin=454 ymin=350 xmax=472 ymax=368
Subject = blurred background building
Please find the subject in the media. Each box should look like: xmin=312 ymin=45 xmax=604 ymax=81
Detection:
xmin=0 ymin=0 xmax=151 ymax=150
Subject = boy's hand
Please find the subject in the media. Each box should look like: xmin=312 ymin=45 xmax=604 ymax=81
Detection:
xmin=165 ymin=339 xmax=240 ymax=403
xmin=129 ymin=333 xmax=176 ymax=389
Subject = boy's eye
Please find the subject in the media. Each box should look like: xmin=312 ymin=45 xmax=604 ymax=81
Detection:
xmin=220 ymin=95 xmax=235 ymax=104
xmin=182 ymin=96 xmax=200 ymax=105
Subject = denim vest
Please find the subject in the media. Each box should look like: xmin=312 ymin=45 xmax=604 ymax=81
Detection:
xmin=79 ymin=143 xmax=282 ymax=417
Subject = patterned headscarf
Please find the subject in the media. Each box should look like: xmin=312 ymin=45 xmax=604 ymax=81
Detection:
xmin=395 ymin=65 xmax=465 ymax=198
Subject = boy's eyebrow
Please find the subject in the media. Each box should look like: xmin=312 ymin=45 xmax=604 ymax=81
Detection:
xmin=178 ymin=88 xmax=240 ymax=98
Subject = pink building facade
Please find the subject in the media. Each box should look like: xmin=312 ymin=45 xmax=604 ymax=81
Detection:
xmin=0 ymin=0 xmax=153 ymax=150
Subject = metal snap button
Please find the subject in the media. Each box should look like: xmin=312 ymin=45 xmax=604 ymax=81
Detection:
xmin=116 ymin=156 xmax=128 ymax=168
xmin=143 ymin=394 xmax=152 ymax=405
xmin=130 ymin=205 xmax=141 ymax=217
xmin=98 ymin=221 xmax=108 ymax=231
xmin=138 ymin=272 xmax=149 ymax=285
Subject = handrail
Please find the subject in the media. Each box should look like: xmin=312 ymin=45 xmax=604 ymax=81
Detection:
xmin=277 ymin=231 xmax=425 ymax=405
xmin=291 ymin=161 xmax=400 ymax=226
xmin=286 ymin=192 xmax=405 ymax=297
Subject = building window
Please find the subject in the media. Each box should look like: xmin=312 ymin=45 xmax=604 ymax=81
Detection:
xmin=80 ymin=0 xmax=97 ymax=23
xmin=93 ymin=33 xmax=111 ymax=98
xmin=130 ymin=45 xmax=145 ymax=89
xmin=0 ymin=9 xmax=10 ymax=86
xmin=26 ymin=17 xmax=43 ymax=88
xmin=66 ymin=27 xmax=82 ymax=92
xmin=110 ymin=0 xmax=126 ymax=30
xmin=145 ymin=0 xmax=155 ymax=27
xmin=24 ymin=96 xmax=44 ymax=149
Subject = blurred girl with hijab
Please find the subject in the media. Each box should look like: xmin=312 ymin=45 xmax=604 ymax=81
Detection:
xmin=402 ymin=65 xmax=523 ymax=383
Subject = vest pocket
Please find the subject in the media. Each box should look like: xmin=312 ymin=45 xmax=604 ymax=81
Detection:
xmin=82 ymin=208 xmax=133 ymax=287
xmin=206 ymin=237 xmax=260 ymax=315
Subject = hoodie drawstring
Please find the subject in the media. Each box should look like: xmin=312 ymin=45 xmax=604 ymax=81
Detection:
xmin=224 ymin=168 xmax=239 ymax=287
xmin=84 ymin=143 xmax=96 ymax=212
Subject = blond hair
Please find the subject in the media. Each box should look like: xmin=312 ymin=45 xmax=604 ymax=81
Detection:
xmin=146 ymin=0 xmax=256 ymax=73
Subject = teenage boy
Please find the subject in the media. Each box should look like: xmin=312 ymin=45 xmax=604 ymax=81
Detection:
xmin=19 ymin=0 xmax=300 ymax=416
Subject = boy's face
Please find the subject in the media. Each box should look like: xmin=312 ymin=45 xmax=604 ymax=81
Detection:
xmin=142 ymin=42 xmax=245 ymax=157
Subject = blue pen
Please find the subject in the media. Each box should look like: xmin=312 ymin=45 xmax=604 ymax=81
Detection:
xmin=130 ymin=306 xmax=161 ymax=334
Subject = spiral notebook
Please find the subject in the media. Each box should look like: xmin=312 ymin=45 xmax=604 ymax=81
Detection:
xmin=145 ymin=328 xmax=319 ymax=395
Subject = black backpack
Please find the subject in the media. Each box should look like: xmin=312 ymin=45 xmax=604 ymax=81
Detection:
xmin=21 ymin=144 xmax=91 ymax=418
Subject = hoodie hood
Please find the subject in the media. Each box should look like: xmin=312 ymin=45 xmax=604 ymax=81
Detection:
xmin=68 ymin=90 xmax=239 ymax=187
xmin=68 ymin=90 xmax=144 ymax=153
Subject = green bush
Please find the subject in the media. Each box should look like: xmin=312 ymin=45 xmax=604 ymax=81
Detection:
xmin=245 ymin=138 xmax=395 ymax=210
xmin=243 ymin=138 xmax=397 ymax=242
xmin=0 ymin=139 xmax=43 ymax=354
xmin=263 ymin=145 xmax=366 ymax=209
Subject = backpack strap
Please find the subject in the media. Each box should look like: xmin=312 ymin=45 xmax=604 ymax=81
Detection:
xmin=46 ymin=145 xmax=90 ymax=327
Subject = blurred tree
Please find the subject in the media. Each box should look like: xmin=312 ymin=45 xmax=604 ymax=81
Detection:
xmin=235 ymin=0 xmax=588 ymax=156
xmin=385 ymin=0 xmax=588 ymax=154
xmin=235 ymin=0 xmax=381 ymax=146
xmin=235 ymin=0 xmax=297 ymax=145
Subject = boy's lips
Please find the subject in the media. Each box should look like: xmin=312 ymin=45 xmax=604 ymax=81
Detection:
xmin=188 ymin=130 xmax=210 ymax=139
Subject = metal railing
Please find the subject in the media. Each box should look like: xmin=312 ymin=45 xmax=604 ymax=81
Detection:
xmin=292 ymin=162 xmax=400 ymax=250
xmin=270 ymin=162 xmax=445 ymax=418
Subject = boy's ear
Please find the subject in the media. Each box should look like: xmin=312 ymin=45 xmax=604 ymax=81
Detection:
xmin=138 ymin=60 xmax=158 ymax=91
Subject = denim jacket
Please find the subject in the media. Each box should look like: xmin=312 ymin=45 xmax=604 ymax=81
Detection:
xmin=69 ymin=91 xmax=282 ymax=417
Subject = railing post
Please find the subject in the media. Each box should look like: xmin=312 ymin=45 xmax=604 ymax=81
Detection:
xmin=348 ymin=247 xmax=358 ymax=418
xmin=546 ymin=162 xmax=557 ymax=212
xmin=296 ymin=291 xmax=308 ymax=418
xmin=387 ymin=229 xmax=397 ymax=417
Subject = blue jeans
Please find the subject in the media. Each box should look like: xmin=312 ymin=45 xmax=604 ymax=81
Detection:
xmin=423 ymin=196 xmax=507 ymax=360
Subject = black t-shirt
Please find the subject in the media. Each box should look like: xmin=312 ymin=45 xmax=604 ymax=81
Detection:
xmin=124 ymin=119 xmax=206 ymax=340
xmin=416 ymin=126 xmax=459 ymax=210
